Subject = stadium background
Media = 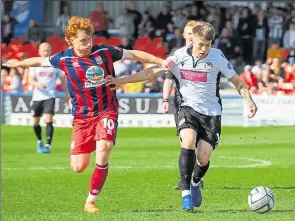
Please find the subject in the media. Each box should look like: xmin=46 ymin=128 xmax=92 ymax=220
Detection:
xmin=1 ymin=1 xmax=295 ymax=221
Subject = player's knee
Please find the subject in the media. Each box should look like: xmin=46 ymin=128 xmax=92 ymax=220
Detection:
xmin=96 ymin=140 xmax=114 ymax=165
xmin=181 ymin=139 xmax=195 ymax=148
xmin=197 ymin=158 xmax=209 ymax=167
xmin=70 ymin=163 xmax=87 ymax=173
xmin=96 ymin=140 xmax=114 ymax=153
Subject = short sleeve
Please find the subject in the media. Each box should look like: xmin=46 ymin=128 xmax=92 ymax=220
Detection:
xmin=49 ymin=52 xmax=62 ymax=68
xmin=216 ymin=51 xmax=237 ymax=79
xmin=106 ymin=45 xmax=125 ymax=62
xmin=166 ymin=50 xmax=178 ymax=64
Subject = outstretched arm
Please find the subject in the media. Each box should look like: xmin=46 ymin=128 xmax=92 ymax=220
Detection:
xmin=105 ymin=66 xmax=168 ymax=90
xmin=230 ymin=74 xmax=258 ymax=118
xmin=3 ymin=57 xmax=51 ymax=68
xmin=124 ymin=50 xmax=164 ymax=65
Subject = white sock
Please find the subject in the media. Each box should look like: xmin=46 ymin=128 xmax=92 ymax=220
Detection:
xmin=182 ymin=190 xmax=191 ymax=197
xmin=86 ymin=193 xmax=98 ymax=203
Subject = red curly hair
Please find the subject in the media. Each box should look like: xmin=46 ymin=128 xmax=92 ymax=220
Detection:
xmin=65 ymin=16 xmax=94 ymax=46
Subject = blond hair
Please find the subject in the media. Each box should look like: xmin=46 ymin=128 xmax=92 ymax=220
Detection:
xmin=192 ymin=22 xmax=215 ymax=41
xmin=65 ymin=16 xmax=94 ymax=46
xmin=184 ymin=20 xmax=203 ymax=29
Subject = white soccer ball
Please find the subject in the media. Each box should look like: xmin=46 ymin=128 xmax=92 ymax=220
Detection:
xmin=248 ymin=186 xmax=274 ymax=213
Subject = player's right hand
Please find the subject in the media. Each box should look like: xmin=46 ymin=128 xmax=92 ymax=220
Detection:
xmin=105 ymin=76 xmax=126 ymax=90
xmin=2 ymin=59 xmax=20 ymax=68
xmin=162 ymin=101 xmax=169 ymax=114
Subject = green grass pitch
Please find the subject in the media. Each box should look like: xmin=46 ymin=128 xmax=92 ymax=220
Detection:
xmin=2 ymin=125 xmax=295 ymax=221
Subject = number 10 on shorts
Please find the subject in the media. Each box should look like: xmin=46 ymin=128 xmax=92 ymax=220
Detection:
xmin=102 ymin=118 xmax=115 ymax=135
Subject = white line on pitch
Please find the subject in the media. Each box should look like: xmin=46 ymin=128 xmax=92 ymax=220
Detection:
xmin=2 ymin=156 xmax=272 ymax=171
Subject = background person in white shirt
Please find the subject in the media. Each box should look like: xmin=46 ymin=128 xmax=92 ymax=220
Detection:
xmin=28 ymin=42 xmax=69 ymax=153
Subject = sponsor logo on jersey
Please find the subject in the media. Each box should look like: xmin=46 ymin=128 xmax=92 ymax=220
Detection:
xmin=227 ymin=62 xmax=232 ymax=69
xmin=95 ymin=56 xmax=103 ymax=65
xmin=180 ymin=70 xmax=208 ymax=82
xmin=84 ymin=80 xmax=106 ymax=88
xmin=85 ymin=66 xmax=105 ymax=87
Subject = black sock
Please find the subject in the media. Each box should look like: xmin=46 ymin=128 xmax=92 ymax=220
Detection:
xmin=179 ymin=150 xmax=196 ymax=182
xmin=46 ymin=122 xmax=54 ymax=145
xmin=192 ymin=151 xmax=196 ymax=167
xmin=179 ymin=148 xmax=195 ymax=191
xmin=193 ymin=161 xmax=210 ymax=184
xmin=33 ymin=125 xmax=42 ymax=141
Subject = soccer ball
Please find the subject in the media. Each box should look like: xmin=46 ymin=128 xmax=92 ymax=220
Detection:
xmin=248 ymin=186 xmax=274 ymax=213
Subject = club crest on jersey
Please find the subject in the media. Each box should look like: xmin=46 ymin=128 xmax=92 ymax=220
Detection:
xmin=95 ymin=56 xmax=103 ymax=65
xmin=204 ymin=62 xmax=213 ymax=70
xmin=85 ymin=66 xmax=105 ymax=88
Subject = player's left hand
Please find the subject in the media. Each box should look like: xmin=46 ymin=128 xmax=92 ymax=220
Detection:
xmin=105 ymin=76 xmax=126 ymax=90
xmin=2 ymin=59 xmax=20 ymax=68
xmin=247 ymin=100 xmax=258 ymax=118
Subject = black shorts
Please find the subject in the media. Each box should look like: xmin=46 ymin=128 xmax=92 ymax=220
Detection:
xmin=177 ymin=106 xmax=221 ymax=149
xmin=31 ymin=98 xmax=55 ymax=117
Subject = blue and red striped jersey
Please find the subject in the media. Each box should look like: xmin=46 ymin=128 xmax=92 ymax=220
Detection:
xmin=49 ymin=44 xmax=124 ymax=118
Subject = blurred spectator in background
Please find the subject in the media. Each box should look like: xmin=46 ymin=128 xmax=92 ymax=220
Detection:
xmin=253 ymin=10 xmax=268 ymax=62
xmin=114 ymin=60 xmax=129 ymax=78
xmin=268 ymin=7 xmax=284 ymax=46
xmin=1 ymin=58 xmax=23 ymax=92
xmin=240 ymin=65 xmax=258 ymax=92
xmin=1 ymin=14 xmax=17 ymax=45
xmin=187 ymin=5 xmax=199 ymax=21
xmin=206 ymin=6 xmax=220 ymax=37
xmin=172 ymin=10 xmax=187 ymax=29
xmin=116 ymin=8 xmax=135 ymax=40
xmin=155 ymin=6 xmax=172 ymax=38
xmin=168 ymin=27 xmax=184 ymax=53
xmin=90 ymin=2 xmax=110 ymax=38
xmin=56 ymin=5 xmax=70 ymax=38
xmin=284 ymin=63 xmax=295 ymax=84
xmin=286 ymin=42 xmax=295 ymax=64
xmin=284 ymin=8 xmax=295 ymax=31
xmin=267 ymin=42 xmax=283 ymax=60
xmin=26 ymin=19 xmax=44 ymax=45
xmin=7 ymin=60 xmax=23 ymax=92
xmin=144 ymin=77 xmax=163 ymax=93
xmin=238 ymin=7 xmax=255 ymax=64
xmin=118 ymin=37 xmax=133 ymax=50
xmin=269 ymin=57 xmax=285 ymax=85
xmin=164 ymin=22 xmax=175 ymax=43
xmin=224 ymin=20 xmax=238 ymax=38
xmin=251 ymin=60 xmax=264 ymax=76
xmin=138 ymin=11 xmax=156 ymax=39
xmin=215 ymin=28 xmax=241 ymax=66
xmin=257 ymin=69 xmax=271 ymax=94
xmin=127 ymin=1 xmax=142 ymax=39
xmin=283 ymin=23 xmax=295 ymax=48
